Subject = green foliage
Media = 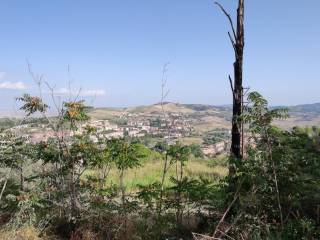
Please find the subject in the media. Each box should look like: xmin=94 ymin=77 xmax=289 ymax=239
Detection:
xmin=153 ymin=140 xmax=168 ymax=153
xmin=167 ymin=142 xmax=191 ymax=165
xmin=203 ymin=129 xmax=231 ymax=145
xmin=107 ymin=139 xmax=144 ymax=171
xmin=282 ymin=218 xmax=320 ymax=240
xmin=63 ymin=101 xmax=90 ymax=129
xmin=224 ymin=92 xmax=320 ymax=239
xmin=0 ymin=118 xmax=18 ymax=130
xmin=242 ymin=91 xmax=289 ymax=133
xmin=0 ymin=133 xmax=28 ymax=168
xmin=208 ymin=154 xmax=228 ymax=168
xmin=16 ymin=94 xmax=48 ymax=116
xmin=189 ymin=144 xmax=204 ymax=158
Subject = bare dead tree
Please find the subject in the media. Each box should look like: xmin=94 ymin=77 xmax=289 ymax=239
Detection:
xmin=215 ymin=0 xmax=245 ymax=161
xmin=158 ymin=62 xmax=171 ymax=216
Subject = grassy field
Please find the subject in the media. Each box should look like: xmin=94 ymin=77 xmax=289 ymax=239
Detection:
xmin=97 ymin=158 xmax=228 ymax=191
xmin=275 ymin=116 xmax=320 ymax=130
xmin=180 ymin=137 xmax=203 ymax=145
xmin=193 ymin=117 xmax=230 ymax=133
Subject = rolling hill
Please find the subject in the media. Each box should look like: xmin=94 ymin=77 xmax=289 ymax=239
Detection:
xmin=88 ymin=102 xmax=320 ymax=130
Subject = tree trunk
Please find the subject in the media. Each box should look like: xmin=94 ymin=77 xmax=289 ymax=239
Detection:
xmin=70 ymin=159 xmax=80 ymax=218
xmin=231 ymin=0 xmax=244 ymax=160
xmin=20 ymin=164 xmax=24 ymax=191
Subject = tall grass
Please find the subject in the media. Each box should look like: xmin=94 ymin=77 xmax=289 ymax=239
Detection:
xmin=102 ymin=158 xmax=228 ymax=191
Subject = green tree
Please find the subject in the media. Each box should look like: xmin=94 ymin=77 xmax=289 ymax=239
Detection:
xmin=189 ymin=144 xmax=204 ymax=158
xmin=221 ymin=92 xmax=320 ymax=239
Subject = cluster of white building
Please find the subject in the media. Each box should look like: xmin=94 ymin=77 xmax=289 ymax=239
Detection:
xmin=75 ymin=114 xmax=193 ymax=140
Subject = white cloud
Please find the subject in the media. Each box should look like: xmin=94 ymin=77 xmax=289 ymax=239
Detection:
xmin=0 ymin=81 xmax=27 ymax=90
xmin=55 ymin=88 xmax=106 ymax=97
xmin=0 ymin=72 xmax=6 ymax=79
xmin=54 ymin=88 xmax=70 ymax=95
xmin=82 ymin=89 xmax=106 ymax=97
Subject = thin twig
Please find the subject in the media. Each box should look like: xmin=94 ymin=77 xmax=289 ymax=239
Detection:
xmin=214 ymin=2 xmax=237 ymax=41
xmin=192 ymin=232 xmax=218 ymax=240
xmin=229 ymin=75 xmax=236 ymax=101
xmin=217 ymin=229 xmax=236 ymax=240
xmin=213 ymin=181 xmax=242 ymax=238
xmin=228 ymin=32 xmax=236 ymax=51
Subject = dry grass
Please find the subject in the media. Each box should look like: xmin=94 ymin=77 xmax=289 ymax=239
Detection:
xmin=275 ymin=116 xmax=320 ymax=130
xmin=0 ymin=226 xmax=40 ymax=240
xmin=193 ymin=118 xmax=230 ymax=133
xmin=180 ymin=137 xmax=203 ymax=145
xmin=128 ymin=103 xmax=195 ymax=114
xmin=88 ymin=107 xmax=126 ymax=120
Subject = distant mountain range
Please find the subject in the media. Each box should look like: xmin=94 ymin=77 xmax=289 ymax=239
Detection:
xmin=184 ymin=102 xmax=320 ymax=114
xmin=143 ymin=102 xmax=320 ymax=114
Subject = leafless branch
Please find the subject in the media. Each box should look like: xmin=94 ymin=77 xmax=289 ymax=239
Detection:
xmin=228 ymin=32 xmax=236 ymax=50
xmin=161 ymin=62 xmax=170 ymax=108
xmin=217 ymin=212 xmax=243 ymax=240
xmin=160 ymin=62 xmax=171 ymax=139
xmin=214 ymin=2 xmax=237 ymax=41
xmin=217 ymin=229 xmax=236 ymax=240
xmin=73 ymin=87 xmax=82 ymax=103
xmin=229 ymin=75 xmax=236 ymax=101
xmin=268 ymin=137 xmax=284 ymax=229
xmin=0 ymin=167 xmax=13 ymax=202
xmin=44 ymin=81 xmax=61 ymax=114
xmin=158 ymin=62 xmax=173 ymax=226
xmin=213 ymin=181 xmax=242 ymax=238
xmin=192 ymin=232 xmax=218 ymax=240
xmin=27 ymin=59 xmax=43 ymax=87
xmin=67 ymin=65 xmax=73 ymax=102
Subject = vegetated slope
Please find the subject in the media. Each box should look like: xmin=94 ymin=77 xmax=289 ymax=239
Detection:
xmin=1 ymin=102 xmax=319 ymax=131
xmin=86 ymin=102 xmax=320 ymax=130
xmin=88 ymin=102 xmax=232 ymax=132
xmin=89 ymin=102 xmax=229 ymax=116
xmin=276 ymin=103 xmax=320 ymax=129
xmin=88 ymin=107 xmax=126 ymax=120
xmin=290 ymin=102 xmax=320 ymax=114
xmin=68 ymin=102 xmax=320 ymax=131
xmin=128 ymin=102 xmax=195 ymax=114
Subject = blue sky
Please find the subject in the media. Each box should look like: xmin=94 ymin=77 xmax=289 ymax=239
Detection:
xmin=0 ymin=0 xmax=319 ymax=111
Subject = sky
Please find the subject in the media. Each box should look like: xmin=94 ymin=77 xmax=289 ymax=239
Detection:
xmin=0 ymin=0 xmax=319 ymax=112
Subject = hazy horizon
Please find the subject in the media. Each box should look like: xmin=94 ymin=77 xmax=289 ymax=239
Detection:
xmin=1 ymin=100 xmax=320 ymax=118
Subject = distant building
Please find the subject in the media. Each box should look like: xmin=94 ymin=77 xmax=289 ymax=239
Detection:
xmin=202 ymin=141 xmax=227 ymax=156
